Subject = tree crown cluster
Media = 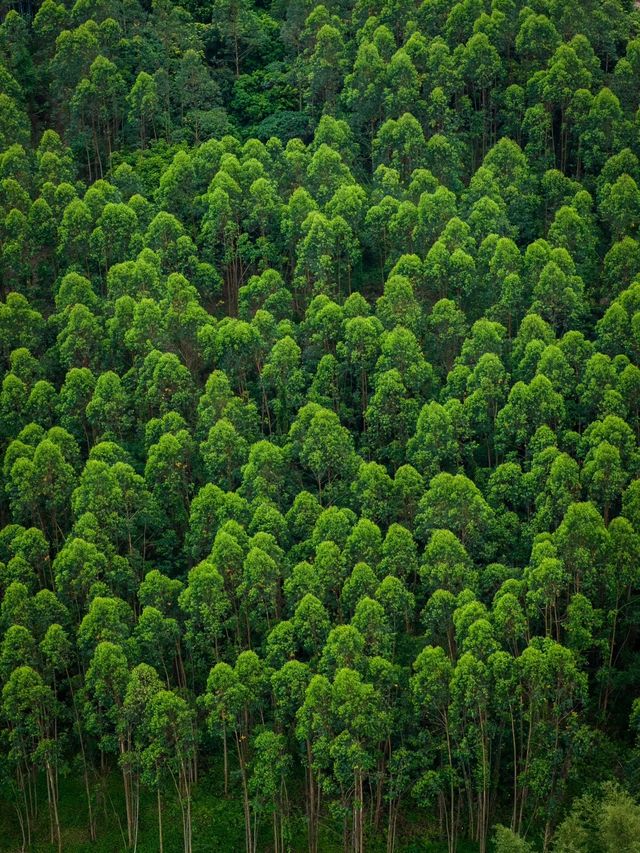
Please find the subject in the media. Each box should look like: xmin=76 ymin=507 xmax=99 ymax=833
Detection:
xmin=2 ymin=0 xmax=640 ymax=850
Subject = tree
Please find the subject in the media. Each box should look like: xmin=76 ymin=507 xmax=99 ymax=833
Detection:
xmin=426 ymin=299 xmax=468 ymax=373
xmin=201 ymin=418 xmax=248 ymax=490
xmin=373 ymin=113 xmax=427 ymax=183
xmin=205 ymin=651 xmax=267 ymax=851
xmin=514 ymin=639 xmax=587 ymax=839
xmin=365 ymin=370 xmax=419 ymax=469
xmin=553 ymin=782 xmax=640 ymax=853
xmin=407 ymin=402 xmax=460 ymax=479
xmin=411 ymin=644 xmax=456 ymax=853
xmin=7 ymin=438 xmax=76 ymax=548
xmin=465 ymin=353 xmax=510 ymax=466
xmin=293 ymin=594 xmax=330 ymax=658
xmin=77 ymin=596 xmax=133 ymax=662
xmin=492 ymin=824 xmax=533 ymax=853
xmin=261 ymin=335 xmax=306 ymax=434
xmin=462 ymin=32 xmax=503 ymax=157
xmin=416 ymin=473 xmax=496 ymax=560
xmin=343 ymin=38 xmax=386 ymax=146
xmin=581 ymin=441 xmax=626 ymax=523
xmin=86 ymin=371 xmax=131 ymax=441
xmin=239 ymin=544 xmax=282 ymax=642
xmin=83 ymin=641 xmax=135 ymax=846
xmin=145 ymin=430 xmax=195 ymax=543
xmin=0 ymin=294 xmax=44 ymax=361
xmin=133 ymin=607 xmax=180 ymax=687
xmin=127 ymin=72 xmax=160 ymax=149
xmin=384 ymin=49 xmax=420 ymax=118
xmin=351 ymin=596 xmax=393 ymax=658
xmin=249 ymin=730 xmax=291 ymax=853
xmin=328 ymin=668 xmax=389 ymax=853
xmin=2 ymin=665 xmax=62 ymax=851
xmin=421 ymin=529 xmax=476 ymax=597
xmin=600 ymin=174 xmax=640 ymax=241
xmin=296 ymin=405 xmax=358 ymax=502
xmin=554 ymin=502 xmax=609 ymax=598
xmin=307 ymin=25 xmax=347 ymax=112
xmin=351 ymin=461 xmax=396 ymax=528
xmin=70 ymin=56 xmax=126 ymax=178
xmin=495 ymin=375 xmax=565 ymax=460
xmin=542 ymin=43 xmax=593 ymax=172
xmin=211 ymin=0 xmax=267 ymax=78
xmin=57 ymin=304 xmax=103 ymax=370
xmin=179 ymin=560 xmax=230 ymax=682
xmin=241 ymin=440 xmax=289 ymax=508
xmin=143 ymin=690 xmax=196 ymax=853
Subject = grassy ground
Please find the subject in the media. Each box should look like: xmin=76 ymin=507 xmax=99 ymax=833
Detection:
xmin=0 ymin=771 xmax=245 ymax=852
xmin=0 ymin=771 xmax=480 ymax=852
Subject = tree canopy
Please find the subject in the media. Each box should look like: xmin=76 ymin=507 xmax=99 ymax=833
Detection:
xmin=1 ymin=0 xmax=640 ymax=851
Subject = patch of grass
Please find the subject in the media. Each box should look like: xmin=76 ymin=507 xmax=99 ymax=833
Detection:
xmin=0 ymin=772 xmax=482 ymax=852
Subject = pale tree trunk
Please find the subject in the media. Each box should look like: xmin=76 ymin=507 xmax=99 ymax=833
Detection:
xmin=46 ymin=761 xmax=62 ymax=853
xmin=353 ymin=769 xmax=364 ymax=853
xmin=235 ymin=731 xmax=253 ymax=853
xmin=119 ymin=738 xmax=135 ymax=847
xmin=222 ymin=722 xmax=229 ymax=796
xmin=157 ymin=785 xmax=164 ymax=853
xmin=306 ymin=740 xmax=318 ymax=853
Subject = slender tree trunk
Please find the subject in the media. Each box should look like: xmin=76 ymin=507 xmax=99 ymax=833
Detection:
xmin=47 ymin=762 xmax=62 ymax=853
xmin=306 ymin=741 xmax=317 ymax=853
xmin=600 ymin=597 xmax=619 ymax=716
xmin=235 ymin=731 xmax=252 ymax=853
xmin=445 ymin=720 xmax=456 ymax=853
xmin=510 ymin=708 xmax=519 ymax=832
xmin=518 ymin=703 xmax=535 ymax=833
xmin=157 ymin=785 xmax=164 ymax=853
xmin=223 ymin=722 xmax=229 ymax=796
xmin=273 ymin=810 xmax=279 ymax=853
xmin=184 ymin=774 xmax=192 ymax=853
xmin=18 ymin=766 xmax=32 ymax=851
xmin=374 ymin=754 xmax=385 ymax=829
xmin=15 ymin=798 xmax=27 ymax=853
xmin=119 ymin=739 xmax=134 ymax=847
xmin=132 ymin=774 xmax=140 ymax=853
xmin=353 ymin=769 xmax=364 ymax=853
xmin=479 ymin=713 xmax=489 ymax=853
xmin=386 ymin=797 xmax=398 ymax=853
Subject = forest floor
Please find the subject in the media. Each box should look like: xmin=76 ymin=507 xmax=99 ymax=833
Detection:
xmin=0 ymin=770 xmax=478 ymax=852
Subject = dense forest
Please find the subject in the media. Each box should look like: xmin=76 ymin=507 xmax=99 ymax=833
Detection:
xmin=1 ymin=0 xmax=640 ymax=850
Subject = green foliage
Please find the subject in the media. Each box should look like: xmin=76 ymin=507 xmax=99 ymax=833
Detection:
xmin=1 ymin=0 xmax=640 ymax=850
